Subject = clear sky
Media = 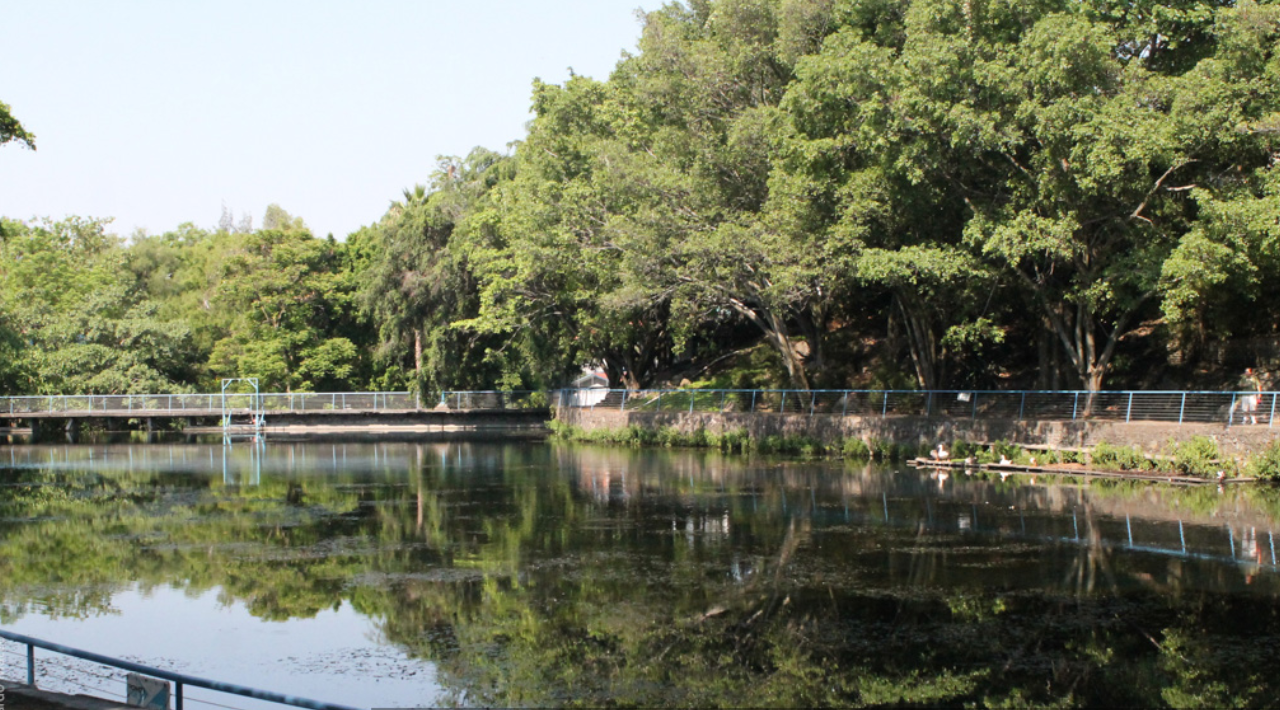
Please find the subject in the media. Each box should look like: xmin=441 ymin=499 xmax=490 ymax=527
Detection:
xmin=0 ymin=1 xmax=648 ymax=239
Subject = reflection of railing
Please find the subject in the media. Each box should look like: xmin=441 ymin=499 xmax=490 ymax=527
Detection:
xmin=559 ymin=388 xmax=1280 ymax=425
xmin=870 ymin=487 xmax=1280 ymax=573
xmin=0 ymin=391 xmax=549 ymax=415
xmin=0 ymin=629 xmax=360 ymax=710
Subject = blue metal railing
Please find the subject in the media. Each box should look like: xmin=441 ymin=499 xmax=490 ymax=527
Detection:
xmin=3 ymin=387 xmax=1275 ymax=426
xmin=557 ymin=388 xmax=1280 ymax=426
xmin=0 ymin=629 xmax=362 ymax=710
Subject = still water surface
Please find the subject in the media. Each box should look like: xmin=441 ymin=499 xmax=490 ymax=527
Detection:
xmin=1 ymin=439 xmax=1279 ymax=707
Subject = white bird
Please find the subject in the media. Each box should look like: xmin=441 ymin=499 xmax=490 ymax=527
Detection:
xmin=1029 ymin=456 xmax=1037 ymax=466
xmin=963 ymin=456 xmax=975 ymax=467
xmin=999 ymin=455 xmax=1012 ymax=465
xmin=930 ymin=443 xmax=950 ymax=461
xmin=1217 ymin=470 xmax=1226 ymax=482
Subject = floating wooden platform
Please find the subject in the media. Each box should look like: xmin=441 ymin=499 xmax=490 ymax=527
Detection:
xmin=908 ymin=457 xmax=1258 ymax=485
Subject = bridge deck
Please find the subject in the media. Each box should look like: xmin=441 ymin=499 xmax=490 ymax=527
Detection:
xmin=8 ymin=408 xmax=548 ymax=419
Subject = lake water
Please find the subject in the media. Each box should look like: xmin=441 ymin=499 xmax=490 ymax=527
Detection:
xmin=1 ymin=438 xmax=1278 ymax=708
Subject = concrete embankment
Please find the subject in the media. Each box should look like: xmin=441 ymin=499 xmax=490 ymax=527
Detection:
xmin=0 ymin=680 xmax=128 ymax=710
xmin=556 ymin=408 xmax=1280 ymax=457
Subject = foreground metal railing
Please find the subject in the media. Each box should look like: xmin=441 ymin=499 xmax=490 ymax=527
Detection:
xmin=0 ymin=391 xmax=549 ymax=416
xmin=558 ymin=388 xmax=1280 ymax=426
xmin=0 ymin=629 xmax=362 ymax=710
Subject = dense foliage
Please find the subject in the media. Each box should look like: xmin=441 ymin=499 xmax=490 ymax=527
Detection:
xmin=5 ymin=0 xmax=1280 ymax=395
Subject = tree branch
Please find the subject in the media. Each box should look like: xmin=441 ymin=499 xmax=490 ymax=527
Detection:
xmin=1130 ymin=160 xmax=1196 ymax=223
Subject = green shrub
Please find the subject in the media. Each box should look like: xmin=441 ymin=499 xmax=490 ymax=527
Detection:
xmin=1246 ymin=440 xmax=1280 ymax=480
xmin=842 ymin=438 xmax=871 ymax=460
xmin=547 ymin=420 xmax=576 ymax=439
xmin=991 ymin=440 xmax=1022 ymax=462
xmin=1092 ymin=442 xmax=1153 ymax=471
xmin=754 ymin=434 xmax=782 ymax=454
xmin=752 ymin=434 xmax=827 ymax=457
xmin=1169 ymin=436 xmax=1220 ymax=476
xmin=951 ymin=440 xmax=980 ymax=459
xmin=868 ymin=437 xmax=894 ymax=461
xmin=707 ymin=428 xmax=750 ymax=454
xmin=657 ymin=427 xmax=684 ymax=447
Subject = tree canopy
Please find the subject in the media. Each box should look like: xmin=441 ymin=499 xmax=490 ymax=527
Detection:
xmin=0 ymin=100 xmax=34 ymax=151
xmin=4 ymin=0 xmax=1280 ymax=395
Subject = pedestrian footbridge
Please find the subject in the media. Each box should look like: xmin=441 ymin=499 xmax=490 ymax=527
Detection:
xmin=1 ymin=391 xmax=550 ymax=438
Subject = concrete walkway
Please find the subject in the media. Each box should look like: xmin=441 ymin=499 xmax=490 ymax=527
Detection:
xmin=1 ymin=680 xmax=129 ymax=710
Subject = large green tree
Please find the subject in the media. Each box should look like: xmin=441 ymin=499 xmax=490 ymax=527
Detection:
xmin=0 ymin=217 xmax=191 ymax=394
xmin=359 ymin=149 xmax=515 ymax=392
xmin=769 ymin=0 xmax=1277 ymax=391
xmin=206 ymin=229 xmax=359 ymax=391
xmin=464 ymin=1 xmax=845 ymax=390
xmin=1158 ymin=2 xmax=1280 ymax=351
xmin=0 ymin=100 xmax=35 ymax=150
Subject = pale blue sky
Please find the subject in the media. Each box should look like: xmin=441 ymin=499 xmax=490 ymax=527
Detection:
xmin=0 ymin=1 xmax=648 ymax=239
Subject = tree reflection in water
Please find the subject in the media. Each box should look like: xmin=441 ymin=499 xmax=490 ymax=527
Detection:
xmin=0 ymin=441 xmax=1277 ymax=707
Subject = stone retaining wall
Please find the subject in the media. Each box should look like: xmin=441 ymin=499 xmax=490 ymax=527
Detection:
xmin=557 ymin=408 xmax=1280 ymax=457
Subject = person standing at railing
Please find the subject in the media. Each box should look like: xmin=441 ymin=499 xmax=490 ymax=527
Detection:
xmin=1236 ymin=368 xmax=1265 ymax=424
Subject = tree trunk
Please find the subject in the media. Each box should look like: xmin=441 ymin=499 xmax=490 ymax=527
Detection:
xmin=797 ymin=308 xmax=828 ymax=385
xmin=894 ymin=294 xmax=938 ymax=390
xmin=413 ymin=328 xmax=423 ymax=377
xmin=1037 ymin=319 xmax=1051 ymax=390
xmin=726 ymin=298 xmax=811 ymax=390
xmin=1040 ymin=296 xmax=1145 ymax=413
